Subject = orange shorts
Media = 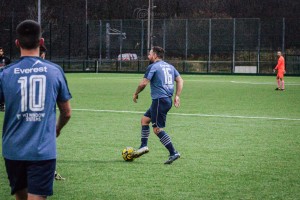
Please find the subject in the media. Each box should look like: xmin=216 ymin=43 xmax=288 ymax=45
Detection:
xmin=277 ymin=72 xmax=284 ymax=79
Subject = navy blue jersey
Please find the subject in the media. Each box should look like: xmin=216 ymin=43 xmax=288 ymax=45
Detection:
xmin=0 ymin=56 xmax=72 ymax=160
xmin=144 ymin=60 xmax=180 ymax=99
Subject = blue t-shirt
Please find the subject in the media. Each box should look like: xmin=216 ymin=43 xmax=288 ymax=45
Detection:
xmin=0 ymin=56 xmax=72 ymax=161
xmin=144 ymin=60 xmax=180 ymax=99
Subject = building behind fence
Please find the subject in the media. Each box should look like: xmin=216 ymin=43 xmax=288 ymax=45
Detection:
xmin=1 ymin=18 xmax=300 ymax=75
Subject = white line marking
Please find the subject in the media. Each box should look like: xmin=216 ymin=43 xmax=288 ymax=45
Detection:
xmin=230 ymin=81 xmax=273 ymax=85
xmin=81 ymin=77 xmax=140 ymax=80
xmin=230 ymin=81 xmax=300 ymax=86
xmin=72 ymin=108 xmax=300 ymax=121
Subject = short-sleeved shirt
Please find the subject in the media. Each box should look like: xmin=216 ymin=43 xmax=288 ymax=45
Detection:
xmin=275 ymin=56 xmax=285 ymax=73
xmin=0 ymin=56 xmax=72 ymax=161
xmin=144 ymin=60 xmax=180 ymax=99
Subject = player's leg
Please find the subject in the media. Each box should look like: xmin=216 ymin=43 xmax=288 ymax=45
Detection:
xmin=152 ymin=97 xmax=180 ymax=164
xmin=134 ymin=110 xmax=151 ymax=158
xmin=140 ymin=111 xmax=151 ymax=148
xmin=27 ymin=193 xmax=47 ymax=200
xmin=27 ymin=159 xmax=56 ymax=199
xmin=15 ymin=189 xmax=27 ymax=200
xmin=281 ymin=78 xmax=285 ymax=90
xmin=276 ymin=75 xmax=281 ymax=90
xmin=4 ymin=159 xmax=28 ymax=200
xmin=279 ymin=73 xmax=285 ymax=90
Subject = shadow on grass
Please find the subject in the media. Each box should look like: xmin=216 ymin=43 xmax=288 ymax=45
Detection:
xmin=57 ymin=158 xmax=162 ymax=165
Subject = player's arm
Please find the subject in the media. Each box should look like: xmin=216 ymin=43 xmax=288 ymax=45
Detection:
xmin=274 ymin=58 xmax=283 ymax=71
xmin=56 ymin=100 xmax=72 ymax=137
xmin=274 ymin=64 xmax=278 ymax=72
xmin=133 ymin=78 xmax=149 ymax=103
xmin=174 ymin=76 xmax=184 ymax=108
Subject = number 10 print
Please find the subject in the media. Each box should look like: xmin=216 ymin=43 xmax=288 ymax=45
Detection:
xmin=18 ymin=75 xmax=46 ymax=112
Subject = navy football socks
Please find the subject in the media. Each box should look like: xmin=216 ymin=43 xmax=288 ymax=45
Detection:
xmin=157 ymin=131 xmax=175 ymax=155
xmin=140 ymin=125 xmax=150 ymax=148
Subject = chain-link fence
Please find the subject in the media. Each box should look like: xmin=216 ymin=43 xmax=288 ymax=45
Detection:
xmin=1 ymin=18 xmax=299 ymax=74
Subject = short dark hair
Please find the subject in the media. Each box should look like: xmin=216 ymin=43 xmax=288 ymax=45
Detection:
xmin=152 ymin=46 xmax=165 ymax=59
xmin=16 ymin=20 xmax=41 ymax=49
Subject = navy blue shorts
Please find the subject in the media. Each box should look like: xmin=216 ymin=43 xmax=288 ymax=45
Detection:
xmin=144 ymin=97 xmax=172 ymax=128
xmin=4 ymin=158 xmax=56 ymax=196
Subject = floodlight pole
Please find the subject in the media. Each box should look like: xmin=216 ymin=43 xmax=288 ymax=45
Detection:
xmin=86 ymin=0 xmax=88 ymax=25
xmin=147 ymin=0 xmax=155 ymax=52
xmin=147 ymin=0 xmax=151 ymax=52
xmin=38 ymin=0 xmax=41 ymax=24
xmin=150 ymin=0 xmax=154 ymax=48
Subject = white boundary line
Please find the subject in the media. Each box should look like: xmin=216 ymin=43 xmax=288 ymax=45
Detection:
xmin=72 ymin=108 xmax=300 ymax=121
xmin=230 ymin=81 xmax=300 ymax=86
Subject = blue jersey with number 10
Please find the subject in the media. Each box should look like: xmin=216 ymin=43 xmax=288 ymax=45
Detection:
xmin=144 ymin=60 xmax=180 ymax=99
xmin=0 ymin=56 xmax=72 ymax=161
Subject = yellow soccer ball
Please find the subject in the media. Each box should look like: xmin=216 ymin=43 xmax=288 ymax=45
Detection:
xmin=122 ymin=147 xmax=136 ymax=161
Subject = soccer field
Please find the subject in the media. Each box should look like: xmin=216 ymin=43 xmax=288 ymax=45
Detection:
xmin=0 ymin=73 xmax=300 ymax=200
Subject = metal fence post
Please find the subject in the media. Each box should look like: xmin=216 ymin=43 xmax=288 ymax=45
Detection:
xmin=141 ymin=20 xmax=144 ymax=59
xmin=208 ymin=19 xmax=212 ymax=73
xmin=185 ymin=19 xmax=188 ymax=60
xmin=163 ymin=19 xmax=166 ymax=51
xmin=99 ymin=20 xmax=102 ymax=73
xmin=68 ymin=24 xmax=71 ymax=69
xmin=184 ymin=19 xmax=188 ymax=72
xmin=257 ymin=19 xmax=261 ymax=74
xmin=147 ymin=0 xmax=151 ymax=51
xmin=232 ymin=18 xmax=236 ymax=74
xmin=86 ymin=23 xmax=89 ymax=61
xmin=49 ymin=23 xmax=52 ymax=60
xmin=106 ymin=22 xmax=110 ymax=59
xmin=119 ymin=19 xmax=123 ymax=70
xmin=282 ymin=18 xmax=285 ymax=54
xmin=9 ymin=19 xmax=13 ymax=60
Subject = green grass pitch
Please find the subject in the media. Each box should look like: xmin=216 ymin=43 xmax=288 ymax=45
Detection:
xmin=0 ymin=73 xmax=300 ymax=199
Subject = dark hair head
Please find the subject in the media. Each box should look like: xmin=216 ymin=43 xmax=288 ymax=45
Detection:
xmin=152 ymin=46 xmax=165 ymax=59
xmin=16 ymin=20 xmax=41 ymax=49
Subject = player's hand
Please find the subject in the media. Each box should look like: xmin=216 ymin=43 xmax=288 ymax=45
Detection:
xmin=174 ymin=95 xmax=180 ymax=108
xmin=133 ymin=93 xmax=138 ymax=103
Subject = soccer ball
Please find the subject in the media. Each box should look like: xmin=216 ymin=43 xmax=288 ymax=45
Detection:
xmin=122 ymin=147 xmax=136 ymax=161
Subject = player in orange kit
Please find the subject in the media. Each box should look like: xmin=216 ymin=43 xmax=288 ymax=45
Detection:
xmin=273 ymin=51 xmax=286 ymax=91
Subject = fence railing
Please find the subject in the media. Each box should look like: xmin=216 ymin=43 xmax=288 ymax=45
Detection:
xmin=1 ymin=18 xmax=299 ymax=75
xmin=54 ymin=57 xmax=300 ymax=75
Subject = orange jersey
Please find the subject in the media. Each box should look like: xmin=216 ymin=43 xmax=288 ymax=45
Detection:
xmin=274 ymin=56 xmax=285 ymax=73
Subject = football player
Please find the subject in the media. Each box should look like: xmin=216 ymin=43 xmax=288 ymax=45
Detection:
xmin=133 ymin=46 xmax=184 ymax=164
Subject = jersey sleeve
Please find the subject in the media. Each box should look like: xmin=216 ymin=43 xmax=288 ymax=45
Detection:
xmin=144 ymin=64 xmax=156 ymax=80
xmin=174 ymin=67 xmax=180 ymax=78
xmin=57 ymin=71 xmax=72 ymax=102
